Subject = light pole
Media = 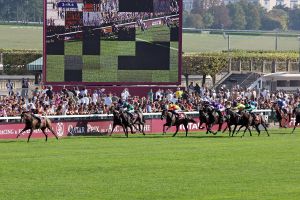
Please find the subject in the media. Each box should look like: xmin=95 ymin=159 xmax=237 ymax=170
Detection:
xmin=275 ymin=29 xmax=279 ymax=51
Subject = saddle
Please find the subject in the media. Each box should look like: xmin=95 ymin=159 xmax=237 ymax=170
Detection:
xmin=178 ymin=112 xmax=186 ymax=120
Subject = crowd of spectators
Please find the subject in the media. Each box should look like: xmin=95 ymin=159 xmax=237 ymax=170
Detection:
xmin=0 ymin=82 xmax=300 ymax=118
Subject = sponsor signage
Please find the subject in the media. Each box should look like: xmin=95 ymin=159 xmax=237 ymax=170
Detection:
xmin=57 ymin=2 xmax=78 ymax=8
xmin=0 ymin=118 xmax=230 ymax=139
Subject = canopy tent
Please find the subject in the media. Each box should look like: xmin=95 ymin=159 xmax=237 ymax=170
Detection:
xmin=26 ymin=57 xmax=43 ymax=71
xmin=26 ymin=57 xmax=42 ymax=84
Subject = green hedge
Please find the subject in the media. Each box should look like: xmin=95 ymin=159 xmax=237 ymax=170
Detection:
xmin=0 ymin=49 xmax=42 ymax=75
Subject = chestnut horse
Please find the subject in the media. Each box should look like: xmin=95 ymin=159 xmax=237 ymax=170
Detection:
xmin=16 ymin=111 xmax=58 ymax=142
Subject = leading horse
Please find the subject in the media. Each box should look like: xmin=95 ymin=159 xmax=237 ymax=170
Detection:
xmin=16 ymin=111 xmax=59 ymax=142
xmin=161 ymin=110 xmax=197 ymax=137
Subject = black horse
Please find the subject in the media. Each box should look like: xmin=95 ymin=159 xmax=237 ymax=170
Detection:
xmin=272 ymin=103 xmax=288 ymax=128
xmin=291 ymin=107 xmax=300 ymax=134
xmin=223 ymin=108 xmax=253 ymax=137
xmin=161 ymin=110 xmax=197 ymax=137
xmin=198 ymin=104 xmax=223 ymax=135
xmin=110 ymin=109 xmax=145 ymax=137
xmin=131 ymin=110 xmax=146 ymax=135
xmin=16 ymin=111 xmax=59 ymax=142
xmin=234 ymin=112 xmax=270 ymax=137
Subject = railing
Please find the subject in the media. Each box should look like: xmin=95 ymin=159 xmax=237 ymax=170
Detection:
xmin=0 ymin=110 xmax=273 ymax=123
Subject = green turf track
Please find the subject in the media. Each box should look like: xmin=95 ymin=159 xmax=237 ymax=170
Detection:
xmin=0 ymin=128 xmax=300 ymax=200
xmin=1 ymin=24 xmax=299 ymax=53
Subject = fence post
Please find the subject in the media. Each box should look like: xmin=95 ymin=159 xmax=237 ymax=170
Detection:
xmin=262 ymin=60 xmax=265 ymax=73
xmin=286 ymin=60 xmax=290 ymax=72
xmin=271 ymin=60 xmax=276 ymax=73
xmin=250 ymin=60 xmax=253 ymax=72
xmin=239 ymin=59 xmax=242 ymax=72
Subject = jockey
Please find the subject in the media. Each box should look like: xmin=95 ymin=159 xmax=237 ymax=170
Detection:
xmin=277 ymin=98 xmax=287 ymax=113
xmin=245 ymin=101 xmax=257 ymax=113
xmin=168 ymin=102 xmax=181 ymax=118
xmin=211 ymin=101 xmax=225 ymax=122
xmin=122 ymin=102 xmax=134 ymax=117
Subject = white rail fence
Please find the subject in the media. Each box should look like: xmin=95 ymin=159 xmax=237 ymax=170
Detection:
xmin=0 ymin=110 xmax=273 ymax=122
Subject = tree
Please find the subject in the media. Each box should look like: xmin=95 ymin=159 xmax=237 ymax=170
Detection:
xmin=267 ymin=9 xmax=289 ymax=30
xmin=185 ymin=14 xmax=204 ymax=29
xmin=203 ymin=12 xmax=214 ymax=28
xmin=210 ymin=4 xmax=231 ymax=29
xmin=183 ymin=54 xmax=227 ymax=86
xmin=245 ymin=3 xmax=261 ymax=30
xmin=289 ymin=8 xmax=300 ymax=30
xmin=227 ymin=3 xmax=246 ymax=30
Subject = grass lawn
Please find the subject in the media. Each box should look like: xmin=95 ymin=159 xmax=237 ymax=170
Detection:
xmin=0 ymin=128 xmax=300 ymax=200
xmin=1 ymin=24 xmax=298 ymax=53
xmin=0 ymin=25 xmax=42 ymax=50
xmin=183 ymin=33 xmax=300 ymax=52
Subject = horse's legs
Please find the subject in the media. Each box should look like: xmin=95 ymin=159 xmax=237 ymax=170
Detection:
xmin=262 ymin=123 xmax=270 ymax=136
xmin=172 ymin=125 xmax=179 ymax=137
xmin=236 ymin=125 xmax=244 ymax=135
xmin=16 ymin=127 xmax=29 ymax=138
xmin=242 ymin=126 xmax=252 ymax=137
xmin=110 ymin=123 xmax=117 ymax=136
xmin=129 ymin=125 xmax=135 ymax=134
xmin=232 ymin=125 xmax=238 ymax=136
xmin=124 ymin=126 xmax=128 ymax=138
xmin=254 ymin=125 xmax=261 ymax=136
xmin=141 ymin=123 xmax=145 ymax=135
xmin=41 ymin=128 xmax=48 ymax=142
xmin=27 ymin=129 xmax=33 ymax=143
xmin=199 ymin=121 xmax=204 ymax=129
xmin=222 ymin=125 xmax=228 ymax=133
xmin=217 ymin=122 xmax=222 ymax=132
xmin=291 ymin=122 xmax=298 ymax=134
xmin=184 ymin=123 xmax=188 ymax=137
xmin=47 ymin=126 xmax=58 ymax=140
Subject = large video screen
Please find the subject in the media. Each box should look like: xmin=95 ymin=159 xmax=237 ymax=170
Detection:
xmin=44 ymin=0 xmax=181 ymax=85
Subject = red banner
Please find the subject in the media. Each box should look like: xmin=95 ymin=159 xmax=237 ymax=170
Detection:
xmin=0 ymin=118 xmax=205 ymax=139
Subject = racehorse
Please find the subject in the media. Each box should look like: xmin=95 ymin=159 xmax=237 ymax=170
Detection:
xmin=109 ymin=109 xmax=144 ymax=137
xmin=249 ymin=113 xmax=270 ymax=136
xmin=223 ymin=108 xmax=253 ymax=137
xmin=198 ymin=105 xmax=223 ymax=135
xmin=131 ymin=110 xmax=146 ymax=135
xmin=109 ymin=109 xmax=127 ymax=137
xmin=234 ymin=113 xmax=270 ymax=136
xmin=291 ymin=107 xmax=300 ymax=134
xmin=161 ymin=109 xmax=197 ymax=137
xmin=272 ymin=103 xmax=288 ymax=128
xmin=16 ymin=111 xmax=58 ymax=142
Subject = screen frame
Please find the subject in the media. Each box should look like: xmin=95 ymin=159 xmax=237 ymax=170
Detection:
xmin=43 ymin=0 xmax=182 ymax=86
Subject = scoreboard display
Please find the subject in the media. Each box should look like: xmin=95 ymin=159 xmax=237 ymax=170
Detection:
xmin=44 ymin=0 xmax=181 ymax=85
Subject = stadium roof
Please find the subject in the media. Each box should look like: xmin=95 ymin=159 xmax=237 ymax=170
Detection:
xmin=27 ymin=57 xmax=42 ymax=71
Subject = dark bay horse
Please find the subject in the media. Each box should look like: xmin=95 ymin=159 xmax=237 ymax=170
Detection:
xmin=16 ymin=111 xmax=58 ymax=142
xmin=131 ymin=110 xmax=146 ymax=135
xmin=161 ymin=110 xmax=196 ymax=137
xmin=272 ymin=103 xmax=288 ymax=128
xmin=198 ymin=105 xmax=223 ymax=135
xmin=249 ymin=113 xmax=270 ymax=136
xmin=234 ymin=113 xmax=270 ymax=136
xmin=110 ymin=109 xmax=145 ymax=137
xmin=223 ymin=108 xmax=253 ymax=137
xmin=291 ymin=107 xmax=300 ymax=134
